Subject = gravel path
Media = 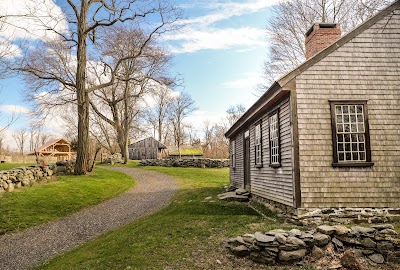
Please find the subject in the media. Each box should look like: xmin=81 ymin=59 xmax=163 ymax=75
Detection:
xmin=0 ymin=167 xmax=178 ymax=270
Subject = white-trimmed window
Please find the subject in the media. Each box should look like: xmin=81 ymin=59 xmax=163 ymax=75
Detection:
xmin=255 ymin=122 xmax=262 ymax=167
xmin=231 ymin=140 xmax=236 ymax=168
xmin=269 ymin=110 xmax=280 ymax=167
xmin=330 ymin=101 xmax=373 ymax=167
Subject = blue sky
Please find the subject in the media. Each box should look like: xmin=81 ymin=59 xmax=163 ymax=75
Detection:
xmin=0 ymin=0 xmax=279 ymax=149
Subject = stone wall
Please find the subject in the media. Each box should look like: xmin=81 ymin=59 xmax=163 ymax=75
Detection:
xmin=101 ymin=153 xmax=123 ymax=164
xmin=0 ymin=165 xmax=56 ymax=193
xmin=139 ymin=158 xmax=229 ymax=168
xmin=251 ymin=195 xmax=400 ymax=225
xmin=293 ymin=207 xmax=400 ymax=226
xmin=0 ymin=161 xmax=77 ymax=194
xmin=226 ymin=224 xmax=400 ymax=266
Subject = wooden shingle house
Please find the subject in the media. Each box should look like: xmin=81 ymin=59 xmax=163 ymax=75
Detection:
xmin=225 ymin=1 xmax=400 ymax=216
xmin=128 ymin=137 xmax=167 ymax=160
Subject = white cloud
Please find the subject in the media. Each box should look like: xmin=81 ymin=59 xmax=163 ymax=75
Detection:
xmin=168 ymin=0 xmax=281 ymax=53
xmin=221 ymin=72 xmax=264 ymax=89
xmin=0 ymin=104 xmax=30 ymax=114
xmin=176 ymin=0 xmax=281 ymax=27
xmin=0 ymin=0 xmax=68 ymax=59
xmin=186 ymin=109 xmax=226 ymax=127
xmin=0 ymin=0 xmax=68 ymax=41
xmin=168 ymin=27 xmax=265 ymax=53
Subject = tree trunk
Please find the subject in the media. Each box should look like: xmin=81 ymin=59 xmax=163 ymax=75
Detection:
xmin=74 ymin=0 xmax=89 ymax=175
xmin=116 ymin=127 xmax=129 ymax=164
xmin=158 ymin=117 xmax=162 ymax=142
xmin=87 ymin=145 xmax=101 ymax=172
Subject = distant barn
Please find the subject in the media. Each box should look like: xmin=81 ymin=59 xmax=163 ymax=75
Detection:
xmin=128 ymin=137 xmax=167 ymax=160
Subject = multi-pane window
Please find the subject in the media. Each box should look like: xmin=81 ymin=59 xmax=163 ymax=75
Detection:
xmin=231 ymin=140 xmax=236 ymax=168
xmin=269 ymin=111 xmax=280 ymax=167
xmin=255 ymin=122 xmax=262 ymax=166
xmin=330 ymin=101 xmax=373 ymax=166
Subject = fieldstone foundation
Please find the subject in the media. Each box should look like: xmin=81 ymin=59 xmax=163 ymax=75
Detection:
xmin=249 ymin=194 xmax=400 ymax=225
xmin=226 ymin=224 xmax=400 ymax=266
xmin=294 ymin=208 xmax=400 ymax=226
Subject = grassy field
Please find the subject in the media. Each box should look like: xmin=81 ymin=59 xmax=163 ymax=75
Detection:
xmin=0 ymin=167 xmax=134 ymax=235
xmin=0 ymin=163 xmax=35 ymax=170
xmin=36 ymin=165 xmax=303 ymax=270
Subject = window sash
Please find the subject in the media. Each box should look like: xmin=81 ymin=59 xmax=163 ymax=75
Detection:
xmin=330 ymin=101 xmax=372 ymax=166
xmin=269 ymin=111 xmax=280 ymax=166
xmin=255 ymin=123 xmax=262 ymax=165
xmin=231 ymin=140 xmax=236 ymax=168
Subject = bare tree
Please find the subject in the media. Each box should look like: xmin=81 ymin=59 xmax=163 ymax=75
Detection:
xmin=89 ymin=112 xmax=119 ymax=154
xmin=88 ymin=25 xmax=174 ymax=163
xmin=201 ymin=121 xmax=213 ymax=153
xmin=13 ymin=128 xmax=27 ymax=155
xmin=169 ymin=92 xmax=196 ymax=157
xmin=226 ymin=104 xmax=246 ymax=126
xmin=14 ymin=0 xmax=182 ymax=174
xmin=0 ymin=15 xmax=21 ymax=78
xmin=262 ymin=0 xmax=392 ymax=87
xmin=147 ymin=85 xmax=174 ymax=144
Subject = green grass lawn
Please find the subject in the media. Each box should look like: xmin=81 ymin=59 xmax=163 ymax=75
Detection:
xmin=0 ymin=168 xmax=134 ymax=235
xmin=36 ymin=165 xmax=298 ymax=270
xmin=0 ymin=163 xmax=35 ymax=170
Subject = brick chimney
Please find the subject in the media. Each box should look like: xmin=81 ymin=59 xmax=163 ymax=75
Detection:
xmin=305 ymin=23 xmax=341 ymax=59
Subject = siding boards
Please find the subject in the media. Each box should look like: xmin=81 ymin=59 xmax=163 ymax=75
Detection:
xmin=296 ymin=9 xmax=400 ymax=208
xmin=249 ymin=97 xmax=294 ymax=207
xmin=128 ymin=137 xmax=163 ymax=160
xmin=230 ymin=133 xmax=244 ymax=188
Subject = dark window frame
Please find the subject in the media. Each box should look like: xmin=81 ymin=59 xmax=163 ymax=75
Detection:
xmin=329 ymin=100 xmax=373 ymax=167
xmin=269 ymin=109 xmax=281 ymax=168
xmin=231 ymin=139 xmax=236 ymax=169
xmin=254 ymin=120 xmax=263 ymax=168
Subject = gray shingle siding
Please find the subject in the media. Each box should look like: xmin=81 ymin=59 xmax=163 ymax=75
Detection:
xmin=296 ymin=9 xmax=400 ymax=208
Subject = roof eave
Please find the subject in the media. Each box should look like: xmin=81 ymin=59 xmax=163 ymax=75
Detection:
xmin=225 ymin=82 xmax=282 ymax=138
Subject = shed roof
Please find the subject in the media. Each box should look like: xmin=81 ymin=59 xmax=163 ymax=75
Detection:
xmin=225 ymin=0 xmax=399 ymax=139
xmin=34 ymin=138 xmax=71 ymax=152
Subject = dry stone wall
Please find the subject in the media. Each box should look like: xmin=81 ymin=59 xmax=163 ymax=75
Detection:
xmin=252 ymin=195 xmax=400 ymax=225
xmin=139 ymin=158 xmax=229 ymax=168
xmin=0 ymin=161 xmax=76 ymax=194
xmin=226 ymin=224 xmax=400 ymax=266
xmin=0 ymin=165 xmax=56 ymax=193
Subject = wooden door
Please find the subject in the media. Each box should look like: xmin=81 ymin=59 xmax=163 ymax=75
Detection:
xmin=244 ymin=136 xmax=251 ymax=190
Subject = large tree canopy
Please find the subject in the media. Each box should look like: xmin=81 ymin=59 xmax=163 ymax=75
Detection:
xmin=11 ymin=0 xmax=182 ymax=174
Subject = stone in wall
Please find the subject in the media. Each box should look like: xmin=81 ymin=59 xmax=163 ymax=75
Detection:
xmin=55 ymin=161 xmax=75 ymax=174
xmin=226 ymin=224 xmax=400 ymax=266
xmin=102 ymin=153 xmax=123 ymax=164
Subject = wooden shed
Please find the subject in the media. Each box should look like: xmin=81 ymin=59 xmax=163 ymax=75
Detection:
xmin=128 ymin=137 xmax=167 ymax=160
xmin=31 ymin=138 xmax=75 ymax=161
xmin=225 ymin=1 xmax=400 ymax=215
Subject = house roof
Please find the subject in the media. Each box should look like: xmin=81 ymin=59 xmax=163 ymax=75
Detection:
xmin=225 ymin=0 xmax=399 ymax=139
xmin=34 ymin=138 xmax=70 ymax=152
xmin=128 ymin=137 xmax=167 ymax=149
